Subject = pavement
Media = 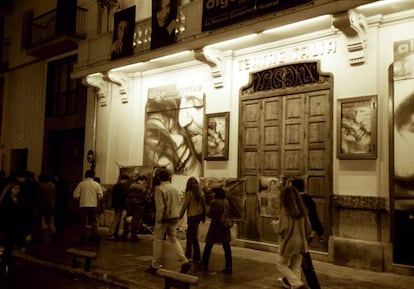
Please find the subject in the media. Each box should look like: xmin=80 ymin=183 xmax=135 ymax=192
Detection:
xmin=7 ymin=223 xmax=414 ymax=289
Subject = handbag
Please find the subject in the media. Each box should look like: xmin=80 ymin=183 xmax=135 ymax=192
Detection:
xmin=220 ymin=201 xmax=233 ymax=228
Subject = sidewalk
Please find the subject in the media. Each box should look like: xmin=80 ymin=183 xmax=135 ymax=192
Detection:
xmin=12 ymin=224 xmax=414 ymax=289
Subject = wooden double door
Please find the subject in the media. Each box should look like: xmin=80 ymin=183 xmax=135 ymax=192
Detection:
xmin=238 ymin=62 xmax=333 ymax=249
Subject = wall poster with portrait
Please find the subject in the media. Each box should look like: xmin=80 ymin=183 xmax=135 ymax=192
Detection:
xmin=111 ymin=6 xmax=135 ymax=60
xmin=204 ymin=112 xmax=229 ymax=161
xmin=257 ymin=176 xmax=281 ymax=218
xmin=392 ymin=38 xmax=414 ymax=266
xmin=151 ymin=0 xmax=178 ymax=50
xmin=143 ymin=84 xmax=205 ymax=177
xmin=337 ymin=95 xmax=377 ymax=159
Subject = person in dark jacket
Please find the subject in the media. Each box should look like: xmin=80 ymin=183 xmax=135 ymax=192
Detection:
xmin=201 ymin=187 xmax=233 ymax=274
xmin=0 ymin=180 xmax=31 ymax=273
xmin=106 ymin=174 xmax=129 ymax=240
xmin=122 ymin=173 xmax=148 ymax=241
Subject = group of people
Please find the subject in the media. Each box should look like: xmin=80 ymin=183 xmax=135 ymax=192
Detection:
xmin=142 ymin=168 xmax=233 ymax=275
xmin=0 ymin=170 xmax=66 ymax=272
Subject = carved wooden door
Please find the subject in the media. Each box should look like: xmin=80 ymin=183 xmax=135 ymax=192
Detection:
xmin=239 ymin=62 xmax=332 ymax=249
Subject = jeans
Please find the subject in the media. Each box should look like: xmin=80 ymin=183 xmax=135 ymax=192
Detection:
xmin=80 ymin=207 xmax=98 ymax=242
xmin=152 ymin=219 xmax=188 ymax=268
xmin=202 ymin=241 xmax=232 ymax=269
xmin=108 ymin=208 xmax=124 ymax=237
xmin=185 ymin=215 xmax=203 ymax=261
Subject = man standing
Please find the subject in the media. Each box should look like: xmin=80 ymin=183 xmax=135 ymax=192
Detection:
xmin=106 ymin=174 xmax=129 ymax=240
xmin=73 ymin=170 xmax=103 ymax=244
xmin=122 ymin=173 xmax=148 ymax=241
xmin=145 ymin=168 xmax=190 ymax=274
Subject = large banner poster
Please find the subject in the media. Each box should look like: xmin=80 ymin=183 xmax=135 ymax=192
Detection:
xmin=392 ymin=38 xmax=414 ymax=266
xmin=202 ymin=0 xmax=312 ymax=31
xmin=151 ymin=0 xmax=178 ymax=49
xmin=144 ymin=84 xmax=205 ymax=177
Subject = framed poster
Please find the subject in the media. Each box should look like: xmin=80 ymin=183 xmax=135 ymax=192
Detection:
xmin=204 ymin=112 xmax=229 ymax=160
xmin=111 ymin=6 xmax=136 ymax=60
xmin=337 ymin=95 xmax=377 ymax=159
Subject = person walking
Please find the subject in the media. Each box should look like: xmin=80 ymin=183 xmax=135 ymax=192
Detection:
xmin=122 ymin=173 xmax=148 ymax=241
xmin=106 ymin=174 xmax=129 ymax=240
xmin=291 ymin=178 xmax=324 ymax=289
xmin=179 ymin=177 xmax=206 ymax=264
xmin=201 ymin=187 xmax=233 ymax=274
xmin=273 ymin=185 xmax=311 ymax=289
xmin=145 ymin=168 xmax=190 ymax=274
xmin=37 ymin=172 xmax=57 ymax=244
xmin=0 ymin=180 xmax=31 ymax=274
xmin=73 ymin=170 xmax=103 ymax=245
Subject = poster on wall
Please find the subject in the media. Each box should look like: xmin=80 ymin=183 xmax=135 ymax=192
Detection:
xmin=202 ymin=0 xmax=312 ymax=32
xmin=151 ymin=0 xmax=178 ymax=49
xmin=257 ymin=176 xmax=281 ymax=218
xmin=111 ymin=6 xmax=136 ymax=60
xmin=144 ymin=84 xmax=205 ymax=177
xmin=393 ymin=39 xmax=414 ymax=198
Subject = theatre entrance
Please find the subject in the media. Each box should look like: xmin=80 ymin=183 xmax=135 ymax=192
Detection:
xmin=238 ymin=61 xmax=333 ymax=251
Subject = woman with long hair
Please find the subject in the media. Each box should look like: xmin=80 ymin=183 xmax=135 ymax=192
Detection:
xmin=274 ymin=185 xmax=311 ymax=289
xmin=180 ymin=177 xmax=206 ymax=263
xmin=201 ymin=187 xmax=233 ymax=274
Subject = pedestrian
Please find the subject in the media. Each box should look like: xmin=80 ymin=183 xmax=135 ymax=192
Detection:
xmin=106 ymin=174 xmax=129 ymax=240
xmin=122 ymin=173 xmax=148 ymax=241
xmin=201 ymin=187 xmax=233 ymax=274
xmin=179 ymin=177 xmax=206 ymax=264
xmin=19 ymin=171 xmax=38 ymax=243
xmin=94 ymin=176 xmax=106 ymax=226
xmin=37 ymin=172 xmax=57 ymax=244
xmin=273 ymin=185 xmax=311 ymax=289
xmin=291 ymin=178 xmax=324 ymax=289
xmin=0 ymin=180 xmax=32 ymax=273
xmin=290 ymin=178 xmax=324 ymax=244
xmin=145 ymin=168 xmax=191 ymax=274
xmin=72 ymin=170 xmax=103 ymax=245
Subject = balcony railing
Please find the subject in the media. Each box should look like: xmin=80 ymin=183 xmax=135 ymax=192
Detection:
xmin=30 ymin=6 xmax=87 ymax=47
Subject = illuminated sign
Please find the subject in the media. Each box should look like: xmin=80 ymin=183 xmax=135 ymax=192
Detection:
xmin=237 ymin=40 xmax=336 ymax=72
xmin=202 ymin=0 xmax=312 ymax=31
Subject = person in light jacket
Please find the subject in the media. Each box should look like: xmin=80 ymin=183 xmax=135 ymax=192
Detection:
xmin=274 ymin=185 xmax=311 ymax=289
xmin=145 ymin=168 xmax=190 ymax=274
xmin=73 ymin=170 xmax=103 ymax=244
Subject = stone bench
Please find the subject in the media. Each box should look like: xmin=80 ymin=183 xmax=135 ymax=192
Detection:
xmin=157 ymin=268 xmax=199 ymax=289
xmin=66 ymin=247 xmax=97 ymax=272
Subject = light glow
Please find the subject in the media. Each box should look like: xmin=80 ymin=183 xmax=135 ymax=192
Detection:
xmin=206 ymin=33 xmax=259 ymax=49
xmin=263 ymin=15 xmax=333 ymax=34
xmin=149 ymin=50 xmax=192 ymax=62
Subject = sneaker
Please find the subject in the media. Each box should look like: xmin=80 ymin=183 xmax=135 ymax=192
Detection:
xmin=145 ymin=266 xmax=159 ymax=275
xmin=222 ymin=267 xmax=232 ymax=274
xmin=106 ymin=235 xmax=116 ymax=241
xmin=180 ymin=262 xmax=191 ymax=273
xmin=278 ymin=277 xmax=290 ymax=289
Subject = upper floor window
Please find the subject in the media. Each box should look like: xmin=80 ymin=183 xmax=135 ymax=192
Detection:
xmin=45 ymin=55 xmax=86 ymax=118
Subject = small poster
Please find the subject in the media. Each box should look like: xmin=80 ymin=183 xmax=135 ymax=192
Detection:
xmin=151 ymin=0 xmax=178 ymax=49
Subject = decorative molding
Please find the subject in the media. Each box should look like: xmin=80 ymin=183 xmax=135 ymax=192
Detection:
xmin=82 ymin=73 xmax=108 ymax=106
xmin=333 ymin=9 xmax=368 ymax=65
xmin=105 ymin=71 xmax=130 ymax=103
xmin=241 ymin=61 xmax=331 ymax=96
xmin=194 ymin=48 xmax=224 ymax=89
xmin=333 ymin=195 xmax=386 ymax=211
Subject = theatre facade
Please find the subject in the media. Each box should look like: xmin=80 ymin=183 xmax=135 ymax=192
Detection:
xmin=1 ymin=0 xmax=414 ymax=275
